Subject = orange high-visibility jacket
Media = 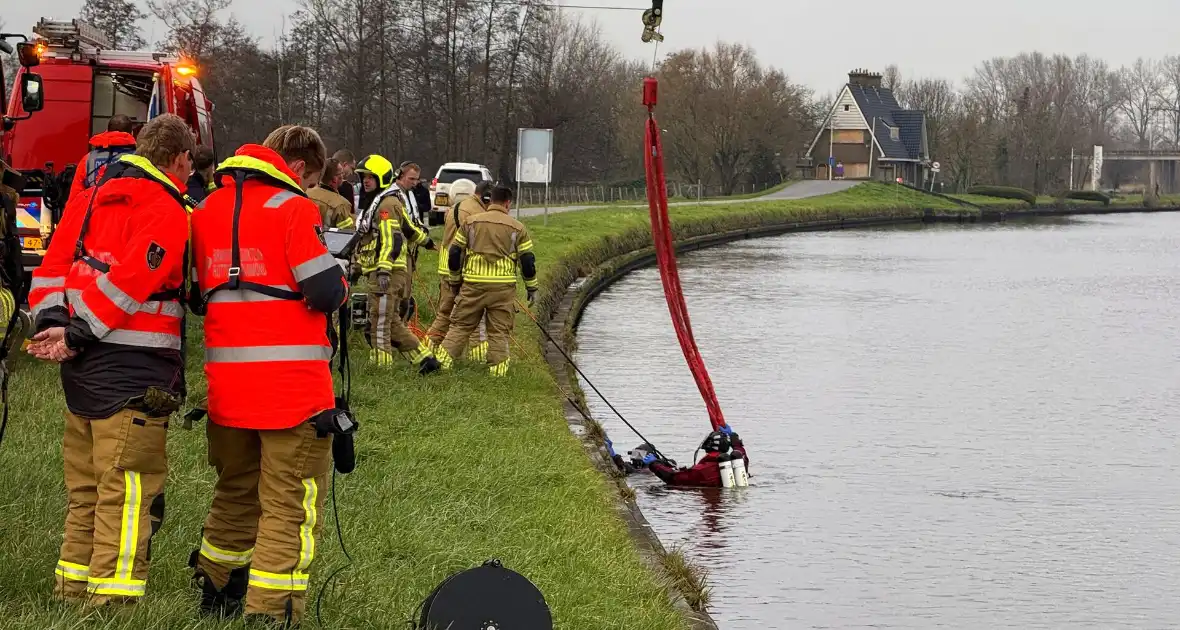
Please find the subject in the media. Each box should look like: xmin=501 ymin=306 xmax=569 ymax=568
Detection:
xmin=31 ymin=154 xmax=190 ymax=418
xmin=69 ymin=131 xmax=138 ymax=200
xmin=191 ymin=145 xmax=348 ymax=431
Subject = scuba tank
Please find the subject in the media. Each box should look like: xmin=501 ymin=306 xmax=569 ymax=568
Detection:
xmin=732 ymin=453 xmax=749 ymax=487
xmin=718 ymin=452 xmax=736 ymax=488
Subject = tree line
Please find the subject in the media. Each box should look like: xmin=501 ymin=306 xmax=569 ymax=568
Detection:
xmin=44 ymin=2 xmax=1180 ymax=195
xmin=887 ymin=54 xmax=1180 ymax=194
xmin=74 ymin=0 xmax=811 ymax=195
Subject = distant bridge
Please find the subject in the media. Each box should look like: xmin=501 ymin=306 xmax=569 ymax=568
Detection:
xmin=1094 ymin=147 xmax=1180 ymax=194
xmin=1104 ymin=149 xmax=1180 ymax=161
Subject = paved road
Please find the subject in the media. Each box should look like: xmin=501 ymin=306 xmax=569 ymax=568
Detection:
xmin=515 ymin=180 xmax=860 ymax=218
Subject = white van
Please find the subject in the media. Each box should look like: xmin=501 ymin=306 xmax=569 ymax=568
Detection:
xmin=429 ymin=162 xmax=494 ymax=225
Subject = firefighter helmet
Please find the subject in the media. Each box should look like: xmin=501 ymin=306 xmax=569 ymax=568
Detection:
xmin=355 ymin=154 xmax=395 ymax=189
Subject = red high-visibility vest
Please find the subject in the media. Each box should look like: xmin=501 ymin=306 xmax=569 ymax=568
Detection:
xmin=32 ymin=154 xmax=189 ymax=350
xmin=192 ymin=145 xmax=341 ymax=430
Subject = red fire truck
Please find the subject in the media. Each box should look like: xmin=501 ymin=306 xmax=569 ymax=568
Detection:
xmin=1 ymin=18 xmax=215 ymax=271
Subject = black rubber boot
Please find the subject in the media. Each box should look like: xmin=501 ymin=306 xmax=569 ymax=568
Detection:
xmin=418 ymin=355 xmax=442 ymax=375
xmin=244 ymin=599 xmax=298 ymax=629
xmin=190 ymin=550 xmax=248 ymax=619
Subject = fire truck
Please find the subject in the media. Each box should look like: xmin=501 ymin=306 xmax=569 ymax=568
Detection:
xmin=1 ymin=18 xmax=215 ymax=272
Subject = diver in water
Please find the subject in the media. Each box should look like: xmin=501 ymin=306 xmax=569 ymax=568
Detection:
xmin=648 ymin=431 xmax=750 ymax=488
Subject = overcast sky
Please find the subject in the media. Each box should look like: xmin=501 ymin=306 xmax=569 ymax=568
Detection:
xmin=8 ymin=0 xmax=1180 ymax=93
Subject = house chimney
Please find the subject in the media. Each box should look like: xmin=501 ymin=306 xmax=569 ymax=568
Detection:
xmin=848 ymin=68 xmax=883 ymax=89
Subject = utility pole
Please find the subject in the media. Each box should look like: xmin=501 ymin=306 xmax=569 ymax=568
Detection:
xmin=828 ymin=114 xmax=834 ymax=181
xmin=1069 ymin=147 xmax=1075 ymax=190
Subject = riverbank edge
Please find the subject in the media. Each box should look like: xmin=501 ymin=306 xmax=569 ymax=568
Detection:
xmin=538 ymin=202 xmax=1172 ymax=627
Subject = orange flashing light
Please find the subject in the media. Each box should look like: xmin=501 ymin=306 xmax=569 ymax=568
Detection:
xmin=176 ymin=62 xmax=198 ymax=77
xmin=34 ymin=42 xmax=48 ymax=58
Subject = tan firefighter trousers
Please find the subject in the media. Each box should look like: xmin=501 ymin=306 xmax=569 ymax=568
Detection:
xmin=196 ymin=421 xmax=332 ymax=624
xmin=439 ymin=282 xmax=517 ymax=375
xmin=57 ymin=409 xmax=169 ymax=605
xmin=426 ymin=279 xmax=486 ymax=350
xmin=366 ymin=270 xmax=431 ymax=366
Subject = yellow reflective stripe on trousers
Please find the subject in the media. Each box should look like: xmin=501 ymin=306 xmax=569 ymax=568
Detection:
xmin=87 ymin=576 xmax=147 ymax=596
xmin=490 ymin=359 xmax=510 ymax=377
xmin=248 ymin=568 xmax=310 ymax=591
xmin=55 ymin=560 xmax=90 ymax=581
xmin=116 ymin=470 xmax=142 ymax=582
xmin=407 ymin=343 xmax=434 ymax=365
xmin=200 ymin=537 xmax=255 ymax=567
xmin=296 ymin=478 xmax=318 ymax=572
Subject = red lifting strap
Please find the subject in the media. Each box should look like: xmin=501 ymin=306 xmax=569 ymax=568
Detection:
xmin=642 ymin=77 xmax=727 ymax=432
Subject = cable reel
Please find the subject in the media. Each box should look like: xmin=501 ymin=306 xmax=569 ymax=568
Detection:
xmin=415 ymin=559 xmax=552 ymax=630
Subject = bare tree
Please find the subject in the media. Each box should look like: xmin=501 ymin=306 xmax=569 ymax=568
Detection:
xmin=1118 ymin=58 xmax=1165 ymax=148
xmin=1159 ymin=55 xmax=1180 ymax=147
xmin=899 ymin=78 xmax=957 ymax=161
xmin=81 ymin=0 xmax=147 ymax=50
xmin=660 ymin=43 xmax=811 ymax=194
xmin=0 ymin=19 xmax=16 ymax=96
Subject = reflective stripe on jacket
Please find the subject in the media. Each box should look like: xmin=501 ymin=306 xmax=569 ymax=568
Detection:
xmin=437 ymin=195 xmax=485 ymax=275
xmin=193 ymin=145 xmax=348 ymax=431
xmin=451 ymin=205 xmax=536 ymax=287
xmin=34 ymin=153 xmax=190 ymax=418
xmin=308 ymin=185 xmax=355 ymax=230
xmin=356 ymin=190 xmax=428 ymax=274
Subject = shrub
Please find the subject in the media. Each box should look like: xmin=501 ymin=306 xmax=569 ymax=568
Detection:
xmin=966 ymin=185 xmax=1036 ymax=206
xmin=1063 ymin=190 xmax=1111 ymax=206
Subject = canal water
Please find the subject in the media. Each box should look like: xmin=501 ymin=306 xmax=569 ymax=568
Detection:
xmin=575 ymin=214 xmax=1180 ymax=629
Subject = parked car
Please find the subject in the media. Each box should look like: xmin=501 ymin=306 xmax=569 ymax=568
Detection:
xmin=429 ymin=162 xmax=493 ymax=226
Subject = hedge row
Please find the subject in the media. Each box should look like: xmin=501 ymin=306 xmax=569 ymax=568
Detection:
xmin=1061 ymin=190 xmax=1112 ymax=206
xmin=966 ymin=185 xmax=1037 ymax=206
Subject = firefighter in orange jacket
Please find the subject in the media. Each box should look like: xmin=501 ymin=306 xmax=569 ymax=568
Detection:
xmin=26 ymin=114 xmax=194 ymax=605
xmin=188 ymin=125 xmax=348 ymax=626
xmin=69 ymin=115 xmax=138 ymax=201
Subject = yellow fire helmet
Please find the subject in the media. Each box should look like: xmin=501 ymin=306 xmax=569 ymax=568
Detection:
xmin=355 ymin=154 xmax=395 ymax=190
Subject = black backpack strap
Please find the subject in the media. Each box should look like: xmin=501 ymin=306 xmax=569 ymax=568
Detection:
xmin=73 ymin=161 xmax=190 ymax=303
xmin=75 ymin=161 xmax=189 ymax=264
xmin=202 ymin=170 xmax=303 ymax=306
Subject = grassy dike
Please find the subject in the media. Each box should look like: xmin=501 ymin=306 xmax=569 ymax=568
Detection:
xmin=0 ymin=182 xmax=961 ymax=630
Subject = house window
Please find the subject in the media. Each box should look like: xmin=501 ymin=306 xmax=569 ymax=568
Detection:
xmin=890 ymin=126 xmax=899 ymax=141
xmin=844 ymin=105 xmax=850 ymax=112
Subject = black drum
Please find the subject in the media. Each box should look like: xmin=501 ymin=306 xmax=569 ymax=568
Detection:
xmin=417 ymin=560 xmax=552 ymax=630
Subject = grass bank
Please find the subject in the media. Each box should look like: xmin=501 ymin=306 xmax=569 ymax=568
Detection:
xmin=950 ymin=192 xmax=1179 ymax=210
xmin=0 ymin=182 xmax=960 ymax=630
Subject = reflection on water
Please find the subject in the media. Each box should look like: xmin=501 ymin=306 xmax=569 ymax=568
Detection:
xmin=576 ymin=214 xmax=1180 ymax=629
